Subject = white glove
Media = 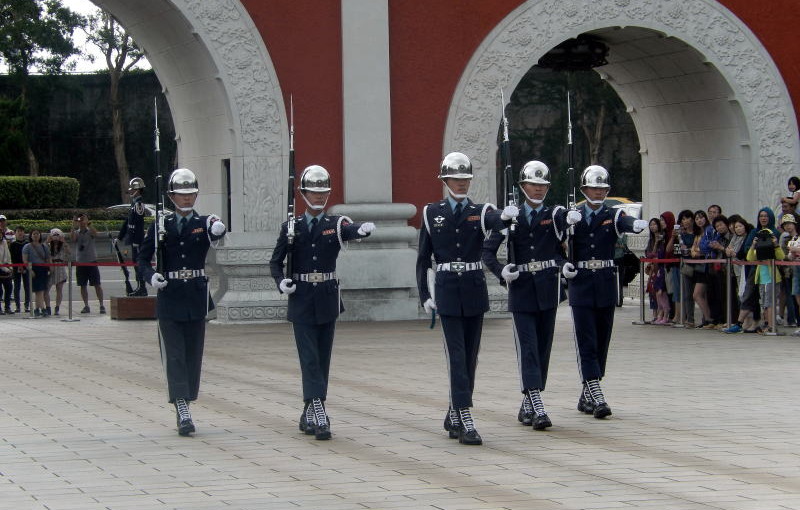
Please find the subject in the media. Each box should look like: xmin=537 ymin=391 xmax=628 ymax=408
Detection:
xmin=423 ymin=298 xmax=437 ymax=314
xmin=279 ymin=278 xmax=296 ymax=295
xmin=210 ymin=220 xmax=226 ymax=236
xmin=633 ymin=219 xmax=648 ymax=233
xmin=357 ymin=222 xmax=376 ymax=235
xmin=500 ymin=205 xmax=520 ymax=221
xmin=501 ymin=263 xmax=520 ymax=283
xmin=112 ymin=238 xmax=119 ymax=246
xmin=566 ymin=210 xmax=582 ymax=225
xmin=562 ymin=262 xmax=578 ymax=279
xmin=150 ymin=272 xmax=168 ymax=289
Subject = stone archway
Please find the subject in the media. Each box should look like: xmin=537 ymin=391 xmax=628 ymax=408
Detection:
xmin=445 ymin=0 xmax=799 ymax=221
xmin=95 ymin=0 xmax=286 ymax=232
xmin=94 ymin=0 xmax=289 ymax=321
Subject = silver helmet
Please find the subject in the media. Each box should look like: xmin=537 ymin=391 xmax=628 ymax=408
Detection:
xmin=580 ymin=165 xmax=610 ymax=188
xmin=128 ymin=177 xmax=145 ymax=192
xmin=518 ymin=161 xmax=550 ymax=185
xmin=167 ymin=168 xmax=199 ymax=194
xmin=299 ymin=165 xmax=331 ymax=193
xmin=439 ymin=152 xmax=473 ymax=180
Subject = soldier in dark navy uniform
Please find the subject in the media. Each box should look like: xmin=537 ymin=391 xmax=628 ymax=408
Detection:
xmin=561 ymin=165 xmax=646 ymax=419
xmin=482 ymin=161 xmax=581 ymax=430
xmin=415 ymin=152 xmax=514 ymax=445
xmin=137 ymin=168 xmax=227 ymax=436
xmin=269 ymin=165 xmax=375 ymax=441
xmin=116 ymin=177 xmax=148 ymax=296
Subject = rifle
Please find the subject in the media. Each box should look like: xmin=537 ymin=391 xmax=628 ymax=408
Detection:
xmin=154 ymin=97 xmax=166 ymax=277
xmin=500 ymin=88 xmax=517 ymax=265
xmin=285 ymin=95 xmax=296 ymax=282
xmin=110 ymin=233 xmax=134 ymax=295
xmin=566 ymin=89 xmax=577 ymax=262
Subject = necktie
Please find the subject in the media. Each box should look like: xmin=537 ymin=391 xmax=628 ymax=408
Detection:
xmin=178 ymin=216 xmax=187 ymax=234
xmin=309 ymin=217 xmax=318 ymax=232
xmin=587 ymin=211 xmax=594 ymax=226
xmin=454 ymin=202 xmax=463 ymax=221
xmin=529 ymin=209 xmax=537 ymax=226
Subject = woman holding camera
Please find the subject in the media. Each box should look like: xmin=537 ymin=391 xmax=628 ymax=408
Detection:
xmin=745 ymin=208 xmax=783 ymax=333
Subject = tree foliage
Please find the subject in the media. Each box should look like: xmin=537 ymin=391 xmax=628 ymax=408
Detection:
xmin=0 ymin=0 xmax=84 ymax=176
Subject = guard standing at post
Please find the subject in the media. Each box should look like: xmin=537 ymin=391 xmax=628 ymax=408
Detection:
xmin=137 ymin=168 xmax=227 ymax=436
xmin=561 ymin=165 xmax=646 ymax=419
xmin=116 ymin=177 xmax=148 ymax=296
xmin=416 ymin=152 xmax=514 ymax=445
xmin=482 ymin=161 xmax=581 ymax=430
xmin=269 ymin=165 xmax=375 ymax=441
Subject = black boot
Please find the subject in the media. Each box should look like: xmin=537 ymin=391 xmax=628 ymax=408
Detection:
xmin=526 ymin=389 xmax=552 ymax=430
xmin=457 ymin=407 xmax=482 ymax=445
xmin=299 ymin=402 xmax=315 ymax=435
xmin=586 ymin=379 xmax=612 ymax=419
xmin=175 ymin=398 xmax=195 ymax=436
xmin=443 ymin=407 xmax=460 ymax=438
xmin=517 ymin=393 xmax=534 ymax=426
xmin=311 ymin=398 xmax=331 ymax=440
xmin=577 ymin=382 xmax=596 ymax=414
xmin=130 ymin=280 xmax=148 ymax=297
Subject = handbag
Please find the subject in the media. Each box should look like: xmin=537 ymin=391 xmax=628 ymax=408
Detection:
xmin=680 ymin=262 xmax=694 ymax=277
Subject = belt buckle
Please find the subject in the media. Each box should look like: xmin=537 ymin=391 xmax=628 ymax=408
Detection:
xmin=450 ymin=262 xmax=466 ymax=272
xmin=307 ymin=272 xmax=324 ymax=283
xmin=530 ymin=261 xmax=543 ymax=271
xmin=177 ymin=269 xmax=193 ymax=279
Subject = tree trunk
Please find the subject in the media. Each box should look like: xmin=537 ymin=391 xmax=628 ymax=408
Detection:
xmin=109 ymin=69 xmax=130 ymax=203
xmin=582 ymin=103 xmax=606 ymax=165
xmin=26 ymin=146 xmax=39 ymax=177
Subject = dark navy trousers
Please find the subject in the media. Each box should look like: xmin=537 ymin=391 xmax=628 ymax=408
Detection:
xmin=571 ymin=305 xmax=615 ymax=381
xmin=292 ymin=321 xmax=336 ymax=402
xmin=158 ymin=318 xmax=206 ymax=403
xmin=440 ymin=314 xmax=483 ymax=409
xmin=511 ymin=308 xmax=556 ymax=391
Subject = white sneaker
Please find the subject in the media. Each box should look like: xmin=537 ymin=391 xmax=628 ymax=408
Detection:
xmin=777 ymin=315 xmax=784 ymax=326
xmin=792 ymin=328 xmax=800 ymax=337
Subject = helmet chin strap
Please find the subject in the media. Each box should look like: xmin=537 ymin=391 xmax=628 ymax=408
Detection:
xmin=301 ymin=193 xmax=328 ymax=211
xmin=444 ymin=182 xmax=469 ymax=200
xmin=176 ymin=206 xmax=194 ymax=212
xmin=521 ymin=188 xmax=547 ymax=205
xmin=580 ymin=189 xmax=607 ymax=206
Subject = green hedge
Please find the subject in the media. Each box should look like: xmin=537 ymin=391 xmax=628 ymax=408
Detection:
xmin=1 ymin=207 xmax=153 ymax=234
xmin=0 ymin=177 xmax=80 ymax=209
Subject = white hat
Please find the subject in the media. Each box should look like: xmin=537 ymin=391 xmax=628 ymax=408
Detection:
xmin=0 ymin=214 xmax=6 ymax=220
xmin=50 ymin=228 xmax=64 ymax=237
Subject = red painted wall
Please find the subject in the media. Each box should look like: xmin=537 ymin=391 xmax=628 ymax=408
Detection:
xmin=240 ymin=0 xmax=344 ymax=208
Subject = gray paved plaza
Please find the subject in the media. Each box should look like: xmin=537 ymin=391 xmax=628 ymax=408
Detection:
xmin=2 ymin=303 xmax=800 ymax=510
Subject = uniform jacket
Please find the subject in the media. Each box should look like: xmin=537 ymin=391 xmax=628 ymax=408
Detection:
xmin=415 ymin=199 xmax=498 ymax=317
xmin=137 ymin=211 xmax=225 ymax=321
xmin=269 ymin=213 xmax=368 ymax=325
xmin=482 ymin=205 xmax=568 ymax=313
xmin=568 ymin=205 xmax=637 ymax=308
xmin=117 ymin=195 xmax=146 ymax=246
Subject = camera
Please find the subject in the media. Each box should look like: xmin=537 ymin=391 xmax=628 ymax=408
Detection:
xmin=755 ymin=229 xmax=776 ymax=260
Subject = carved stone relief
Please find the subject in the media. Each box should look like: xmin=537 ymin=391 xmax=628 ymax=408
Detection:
xmin=446 ymin=0 xmax=798 ymax=209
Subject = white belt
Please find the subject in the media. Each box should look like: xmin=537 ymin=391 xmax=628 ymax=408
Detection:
xmin=436 ymin=261 xmax=483 ymax=272
xmin=167 ymin=269 xmax=205 ymax=279
xmin=517 ymin=260 xmax=557 ymax=272
xmin=294 ymin=271 xmax=337 ymax=283
xmin=576 ymin=259 xmax=614 ymax=269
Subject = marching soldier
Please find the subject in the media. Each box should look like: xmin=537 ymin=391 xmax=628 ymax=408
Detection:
xmin=415 ymin=152 xmax=513 ymax=445
xmin=269 ymin=165 xmax=375 ymax=441
xmin=561 ymin=165 xmax=646 ymax=419
xmin=482 ymin=161 xmax=581 ymax=430
xmin=116 ymin=177 xmax=148 ymax=296
xmin=137 ymin=168 xmax=227 ymax=436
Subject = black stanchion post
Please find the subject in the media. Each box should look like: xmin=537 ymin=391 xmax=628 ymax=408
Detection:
xmin=61 ymin=261 xmax=79 ymax=322
xmin=674 ymin=259 xmax=686 ymax=328
xmin=24 ymin=263 xmax=34 ymax=319
xmin=633 ymin=257 xmax=647 ymax=325
xmin=766 ymin=259 xmax=780 ymax=336
xmin=726 ymin=257 xmax=732 ymax=328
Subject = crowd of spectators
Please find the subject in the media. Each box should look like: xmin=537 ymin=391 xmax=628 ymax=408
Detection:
xmin=642 ymin=176 xmax=800 ymax=335
xmin=0 ymin=213 xmax=105 ymax=318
